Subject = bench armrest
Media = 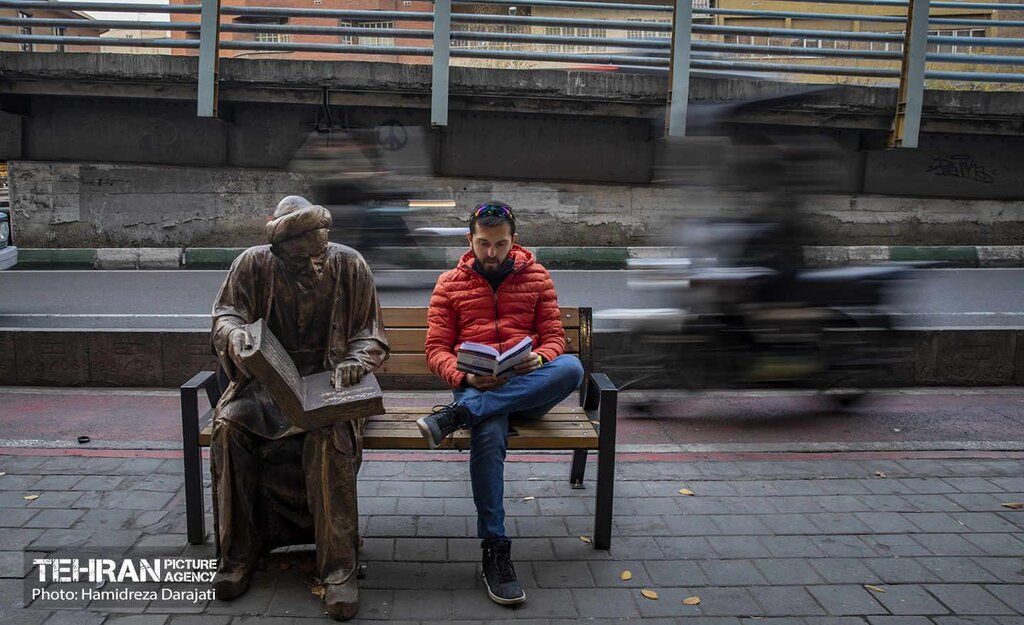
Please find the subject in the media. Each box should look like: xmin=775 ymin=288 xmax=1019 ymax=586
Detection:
xmin=585 ymin=371 xmax=618 ymax=551
xmin=181 ymin=369 xmax=222 ymax=411
xmin=180 ymin=370 xmax=220 ymax=545
xmin=582 ymin=371 xmax=617 ymax=413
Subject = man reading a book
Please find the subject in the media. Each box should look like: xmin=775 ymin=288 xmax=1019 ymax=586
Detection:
xmin=420 ymin=201 xmax=585 ymax=606
xmin=209 ymin=195 xmax=389 ymax=621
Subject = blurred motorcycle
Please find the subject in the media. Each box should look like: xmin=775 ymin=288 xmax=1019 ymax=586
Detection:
xmin=600 ymin=219 xmax=917 ymax=411
xmin=598 ymin=133 xmax=920 ymax=411
xmin=289 ymin=128 xmax=464 ymax=289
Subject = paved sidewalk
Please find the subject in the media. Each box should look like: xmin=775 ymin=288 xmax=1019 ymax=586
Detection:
xmin=0 ymin=449 xmax=1022 ymax=624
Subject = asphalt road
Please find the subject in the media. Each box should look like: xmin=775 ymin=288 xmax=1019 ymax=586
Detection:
xmin=1 ymin=267 xmax=1023 ymax=330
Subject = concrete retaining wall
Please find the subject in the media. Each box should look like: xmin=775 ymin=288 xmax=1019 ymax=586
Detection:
xmin=9 ymin=161 xmax=1024 ymax=248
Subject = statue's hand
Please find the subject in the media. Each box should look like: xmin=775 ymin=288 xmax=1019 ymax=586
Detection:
xmin=228 ymin=327 xmax=254 ymax=371
xmin=333 ymin=361 xmax=367 ymax=389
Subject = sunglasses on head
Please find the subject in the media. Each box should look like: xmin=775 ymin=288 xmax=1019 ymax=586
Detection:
xmin=472 ymin=203 xmax=515 ymax=222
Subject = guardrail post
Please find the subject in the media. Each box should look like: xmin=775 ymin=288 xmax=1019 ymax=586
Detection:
xmin=197 ymin=0 xmax=222 ymax=118
xmin=888 ymin=0 xmax=930 ymax=148
xmin=431 ymin=0 xmax=451 ymax=127
xmin=666 ymin=0 xmax=693 ymax=137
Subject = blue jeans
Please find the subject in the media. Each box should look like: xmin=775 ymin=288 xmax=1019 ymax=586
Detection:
xmin=452 ymin=354 xmax=586 ymax=540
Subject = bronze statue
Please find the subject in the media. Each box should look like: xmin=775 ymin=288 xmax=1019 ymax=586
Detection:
xmin=209 ymin=195 xmax=389 ymax=620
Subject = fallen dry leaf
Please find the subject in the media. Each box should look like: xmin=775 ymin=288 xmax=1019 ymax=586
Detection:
xmin=677 ymin=488 xmax=695 ymax=496
xmin=1002 ymin=502 xmax=1024 ymax=510
xmin=23 ymin=494 xmax=39 ymax=501
xmin=279 ymin=563 xmax=291 ymax=571
xmin=864 ymin=584 xmax=886 ymax=594
xmin=311 ymin=585 xmax=325 ymax=598
xmin=522 ymin=496 xmax=535 ymax=501
xmin=682 ymin=596 xmax=701 ymax=606
xmin=640 ymin=589 xmax=658 ymax=600
xmin=874 ymin=471 xmax=886 ymax=478
xmin=620 ymin=570 xmax=633 ymax=581
xmin=579 ymin=536 xmax=592 ymax=544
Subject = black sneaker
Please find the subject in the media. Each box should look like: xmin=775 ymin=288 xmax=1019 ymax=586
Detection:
xmin=416 ymin=402 xmax=468 ymax=449
xmin=481 ymin=538 xmax=526 ymax=605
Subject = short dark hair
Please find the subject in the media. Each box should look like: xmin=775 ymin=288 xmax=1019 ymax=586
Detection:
xmin=469 ymin=201 xmax=516 ymax=236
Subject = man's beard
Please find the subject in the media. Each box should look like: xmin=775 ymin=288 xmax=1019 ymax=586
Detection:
xmin=478 ymin=263 xmax=502 ymax=278
xmin=280 ymin=252 xmax=327 ymax=288
xmin=476 ymin=257 xmax=508 ymax=277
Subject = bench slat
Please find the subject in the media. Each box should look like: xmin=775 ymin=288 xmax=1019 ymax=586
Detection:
xmin=370 ymin=415 xmax=591 ymax=425
xmin=365 ymin=422 xmax=593 ymax=433
xmin=383 ymin=406 xmax=585 ymax=417
xmin=384 ymin=328 xmax=580 ymax=353
xmin=365 ymin=427 xmax=598 ymax=450
xmin=198 ymin=411 xmax=597 ymax=448
xmin=383 ymin=306 xmax=580 ymax=328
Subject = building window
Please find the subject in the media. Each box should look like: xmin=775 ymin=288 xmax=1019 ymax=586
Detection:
xmin=928 ymin=28 xmax=985 ymax=54
xmin=53 ymin=26 xmax=66 ymax=52
xmin=626 ymin=18 xmax=670 ymax=41
xmin=339 ymin=20 xmax=395 ymax=47
xmin=724 ymin=35 xmax=781 ymax=49
xmin=18 ymin=11 xmax=33 ymax=52
xmin=866 ymin=32 xmax=904 ymax=52
xmin=254 ymin=31 xmax=289 ymax=43
xmin=232 ymin=16 xmax=289 ymax=44
xmin=542 ymin=26 xmax=608 ymax=53
xmin=794 ymin=37 xmax=839 ymax=49
xmin=451 ymin=23 xmax=529 ymax=50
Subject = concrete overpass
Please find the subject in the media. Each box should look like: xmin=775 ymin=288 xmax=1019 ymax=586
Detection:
xmin=1 ymin=52 xmax=1023 ymax=248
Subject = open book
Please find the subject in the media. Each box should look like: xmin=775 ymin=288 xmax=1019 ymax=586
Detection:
xmin=237 ymin=319 xmax=385 ymax=430
xmin=457 ymin=336 xmax=533 ymax=379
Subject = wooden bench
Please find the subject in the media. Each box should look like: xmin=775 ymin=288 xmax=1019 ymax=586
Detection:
xmin=180 ymin=306 xmax=619 ymax=550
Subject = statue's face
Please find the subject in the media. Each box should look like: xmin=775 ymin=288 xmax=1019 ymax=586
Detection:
xmin=278 ymin=228 xmax=329 ymax=260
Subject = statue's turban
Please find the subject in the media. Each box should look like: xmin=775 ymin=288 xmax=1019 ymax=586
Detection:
xmin=265 ymin=204 xmax=332 ymax=245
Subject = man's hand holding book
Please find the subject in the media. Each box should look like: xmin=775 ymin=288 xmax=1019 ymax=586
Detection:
xmin=457 ymin=337 xmax=540 ymax=390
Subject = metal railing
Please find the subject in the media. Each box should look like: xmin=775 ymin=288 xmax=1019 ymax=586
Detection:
xmin=0 ymin=0 xmax=1022 ymax=145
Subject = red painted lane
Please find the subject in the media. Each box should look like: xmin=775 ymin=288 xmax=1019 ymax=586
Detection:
xmin=0 ymin=392 xmax=186 ymax=443
xmin=614 ymin=391 xmax=1024 ymax=446
xmin=1 ymin=388 xmax=1023 ymax=448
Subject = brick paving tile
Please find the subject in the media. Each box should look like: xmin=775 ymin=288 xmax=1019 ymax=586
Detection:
xmin=0 ymin=453 xmax=1020 ymax=623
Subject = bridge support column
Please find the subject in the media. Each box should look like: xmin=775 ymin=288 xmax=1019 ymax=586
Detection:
xmin=431 ymin=0 xmax=452 ymax=128
xmin=888 ymin=0 xmax=930 ymax=148
xmin=666 ymin=0 xmax=693 ymax=138
xmin=197 ymin=0 xmax=222 ymax=118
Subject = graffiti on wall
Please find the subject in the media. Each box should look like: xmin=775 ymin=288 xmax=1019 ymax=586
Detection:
xmin=926 ymin=154 xmax=996 ymax=184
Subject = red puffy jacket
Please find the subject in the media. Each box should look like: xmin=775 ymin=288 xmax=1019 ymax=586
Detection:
xmin=425 ymin=245 xmax=566 ymax=388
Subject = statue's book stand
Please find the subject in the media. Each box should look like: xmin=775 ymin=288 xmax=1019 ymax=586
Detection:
xmin=238 ymin=318 xmax=385 ymax=430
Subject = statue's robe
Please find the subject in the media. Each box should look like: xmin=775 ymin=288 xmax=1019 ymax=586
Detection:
xmin=210 ymin=243 xmax=389 ymax=586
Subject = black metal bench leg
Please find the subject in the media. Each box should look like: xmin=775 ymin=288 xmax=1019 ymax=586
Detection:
xmin=591 ymin=374 xmax=618 ymax=551
xmin=570 ymin=450 xmax=587 ymax=489
xmin=181 ymin=371 xmax=214 ymax=545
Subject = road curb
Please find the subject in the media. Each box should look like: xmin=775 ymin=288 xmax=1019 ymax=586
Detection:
xmin=11 ymin=245 xmax=1024 ymax=270
xmin=2 ymin=327 xmax=1021 ymax=388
